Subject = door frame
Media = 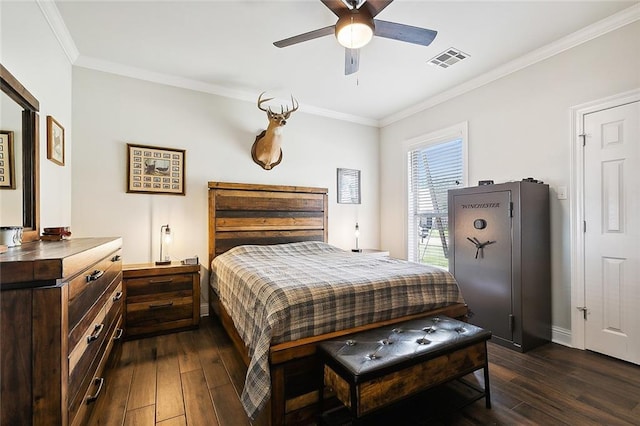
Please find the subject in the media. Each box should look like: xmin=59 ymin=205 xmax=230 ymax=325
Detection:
xmin=570 ymin=88 xmax=640 ymax=350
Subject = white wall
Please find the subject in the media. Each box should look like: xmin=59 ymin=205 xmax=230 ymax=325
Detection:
xmin=71 ymin=67 xmax=380 ymax=273
xmin=380 ymin=22 xmax=640 ymax=332
xmin=1 ymin=1 xmax=73 ymax=229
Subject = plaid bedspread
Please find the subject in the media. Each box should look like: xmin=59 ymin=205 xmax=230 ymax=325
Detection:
xmin=210 ymin=241 xmax=464 ymax=419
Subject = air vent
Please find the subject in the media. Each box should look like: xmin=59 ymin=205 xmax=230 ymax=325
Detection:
xmin=428 ymin=48 xmax=469 ymax=68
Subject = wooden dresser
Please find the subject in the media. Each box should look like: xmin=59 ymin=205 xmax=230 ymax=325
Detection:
xmin=122 ymin=262 xmax=200 ymax=339
xmin=0 ymin=237 xmax=123 ymax=426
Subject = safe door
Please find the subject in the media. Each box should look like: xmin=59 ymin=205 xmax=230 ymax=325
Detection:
xmin=452 ymin=190 xmax=513 ymax=342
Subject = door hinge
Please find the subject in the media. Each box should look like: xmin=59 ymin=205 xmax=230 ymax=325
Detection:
xmin=577 ymin=306 xmax=588 ymax=320
xmin=579 ymin=133 xmax=586 ymax=146
xmin=583 ymin=221 xmax=587 ymax=233
xmin=509 ymin=202 xmax=514 ymax=218
xmin=509 ymin=314 xmax=515 ymax=332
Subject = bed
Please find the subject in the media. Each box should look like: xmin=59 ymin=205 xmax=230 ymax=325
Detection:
xmin=207 ymin=181 xmax=468 ymax=425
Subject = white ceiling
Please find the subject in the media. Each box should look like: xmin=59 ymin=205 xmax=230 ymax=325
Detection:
xmin=52 ymin=0 xmax=639 ymax=126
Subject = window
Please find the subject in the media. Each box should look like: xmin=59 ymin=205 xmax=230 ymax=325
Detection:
xmin=406 ymin=124 xmax=466 ymax=268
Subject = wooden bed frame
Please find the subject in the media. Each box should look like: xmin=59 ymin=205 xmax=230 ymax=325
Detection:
xmin=207 ymin=181 xmax=468 ymax=425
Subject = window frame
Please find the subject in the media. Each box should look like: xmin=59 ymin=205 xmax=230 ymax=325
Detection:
xmin=403 ymin=121 xmax=468 ymax=263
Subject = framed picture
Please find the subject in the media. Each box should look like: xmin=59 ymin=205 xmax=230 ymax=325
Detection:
xmin=337 ymin=168 xmax=361 ymax=204
xmin=126 ymin=143 xmax=186 ymax=195
xmin=47 ymin=116 xmax=65 ymax=166
xmin=0 ymin=130 xmax=15 ymax=189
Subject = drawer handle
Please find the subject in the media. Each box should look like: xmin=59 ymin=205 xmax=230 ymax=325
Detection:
xmin=87 ymin=323 xmax=104 ymax=344
xmin=113 ymin=291 xmax=123 ymax=301
xmin=149 ymin=301 xmax=173 ymax=309
xmin=86 ymin=377 xmax=104 ymax=404
xmin=111 ymin=254 xmax=121 ymax=262
xmin=149 ymin=278 xmax=173 ymax=284
xmin=113 ymin=328 xmax=124 ymax=341
xmin=86 ymin=270 xmax=104 ymax=283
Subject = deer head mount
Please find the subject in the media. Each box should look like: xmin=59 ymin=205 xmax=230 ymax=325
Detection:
xmin=251 ymin=92 xmax=299 ymax=170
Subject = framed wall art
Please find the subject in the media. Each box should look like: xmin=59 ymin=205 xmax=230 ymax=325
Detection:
xmin=0 ymin=130 xmax=15 ymax=189
xmin=127 ymin=143 xmax=186 ymax=195
xmin=337 ymin=168 xmax=361 ymax=204
xmin=47 ymin=115 xmax=65 ymax=166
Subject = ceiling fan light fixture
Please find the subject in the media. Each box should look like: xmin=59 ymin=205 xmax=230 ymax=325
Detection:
xmin=335 ymin=11 xmax=374 ymax=49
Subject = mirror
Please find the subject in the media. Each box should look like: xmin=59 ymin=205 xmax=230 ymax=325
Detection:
xmin=0 ymin=64 xmax=40 ymax=243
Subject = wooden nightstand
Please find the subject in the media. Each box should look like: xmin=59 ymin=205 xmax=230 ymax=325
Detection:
xmin=122 ymin=262 xmax=200 ymax=339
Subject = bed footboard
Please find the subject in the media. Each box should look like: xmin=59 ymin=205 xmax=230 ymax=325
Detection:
xmin=209 ymin=285 xmax=468 ymax=425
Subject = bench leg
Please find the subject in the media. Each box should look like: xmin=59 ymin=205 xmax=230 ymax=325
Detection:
xmin=483 ymin=363 xmax=491 ymax=409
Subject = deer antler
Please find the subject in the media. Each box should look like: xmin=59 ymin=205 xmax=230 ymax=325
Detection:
xmin=258 ymin=92 xmax=299 ymax=117
xmin=257 ymin=92 xmax=274 ymax=112
xmin=283 ymin=95 xmax=299 ymax=118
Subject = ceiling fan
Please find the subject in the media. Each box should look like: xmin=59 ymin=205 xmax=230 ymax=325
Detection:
xmin=273 ymin=0 xmax=437 ymax=75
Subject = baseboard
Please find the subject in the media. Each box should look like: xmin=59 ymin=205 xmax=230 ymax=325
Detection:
xmin=552 ymin=326 xmax=572 ymax=347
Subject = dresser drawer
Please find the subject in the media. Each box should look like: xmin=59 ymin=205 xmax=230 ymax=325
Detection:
xmin=68 ymin=276 xmax=122 ymax=353
xmin=68 ymin=281 xmax=123 ymax=404
xmin=69 ymin=315 xmax=123 ymax=426
xmin=68 ymin=250 xmax=122 ymax=330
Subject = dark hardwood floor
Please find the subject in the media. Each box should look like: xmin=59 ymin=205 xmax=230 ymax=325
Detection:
xmin=88 ymin=316 xmax=640 ymax=425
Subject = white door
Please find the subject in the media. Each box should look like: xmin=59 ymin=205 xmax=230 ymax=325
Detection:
xmin=584 ymin=101 xmax=639 ymax=364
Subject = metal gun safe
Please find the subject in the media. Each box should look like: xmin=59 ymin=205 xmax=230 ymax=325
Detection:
xmin=448 ymin=181 xmax=550 ymax=352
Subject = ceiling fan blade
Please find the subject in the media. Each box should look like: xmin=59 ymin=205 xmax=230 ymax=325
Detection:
xmin=320 ymin=0 xmax=350 ymax=17
xmin=373 ymin=19 xmax=437 ymax=46
xmin=361 ymin=0 xmax=393 ymax=18
xmin=273 ymin=25 xmax=335 ymax=48
xmin=345 ymin=48 xmax=360 ymax=75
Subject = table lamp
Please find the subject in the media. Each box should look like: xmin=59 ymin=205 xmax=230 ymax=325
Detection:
xmin=156 ymin=224 xmax=172 ymax=265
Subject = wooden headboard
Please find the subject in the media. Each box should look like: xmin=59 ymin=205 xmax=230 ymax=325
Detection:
xmin=208 ymin=181 xmax=328 ymax=268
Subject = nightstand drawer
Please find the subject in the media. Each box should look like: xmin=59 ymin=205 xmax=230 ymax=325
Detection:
xmin=126 ymin=273 xmax=193 ymax=298
xmin=127 ymin=295 xmax=193 ymax=323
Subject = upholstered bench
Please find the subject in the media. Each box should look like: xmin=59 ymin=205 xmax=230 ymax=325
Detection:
xmin=318 ymin=316 xmax=492 ymax=424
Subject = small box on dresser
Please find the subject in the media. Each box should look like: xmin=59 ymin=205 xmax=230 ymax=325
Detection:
xmin=122 ymin=262 xmax=200 ymax=339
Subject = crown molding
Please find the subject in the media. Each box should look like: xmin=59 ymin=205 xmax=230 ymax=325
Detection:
xmin=36 ymin=0 xmax=79 ymax=63
xmin=380 ymin=3 xmax=640 ymax=127
xmin=73 ymin=55 xmax=379 ymax=127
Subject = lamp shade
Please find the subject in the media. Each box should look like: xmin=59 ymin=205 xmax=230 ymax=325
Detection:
xmin=335 ymin=11 xmax=374 ymax=49
xmin=156 ymin=224 xmax=172 ymax=265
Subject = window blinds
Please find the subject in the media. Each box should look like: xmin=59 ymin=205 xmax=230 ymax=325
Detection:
xmin=408 ymin=138 xmax=463 ymax=266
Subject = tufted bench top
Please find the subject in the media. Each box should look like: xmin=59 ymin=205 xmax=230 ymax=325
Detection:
xmin=318 ymin=315 xmax=491 ymax=383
